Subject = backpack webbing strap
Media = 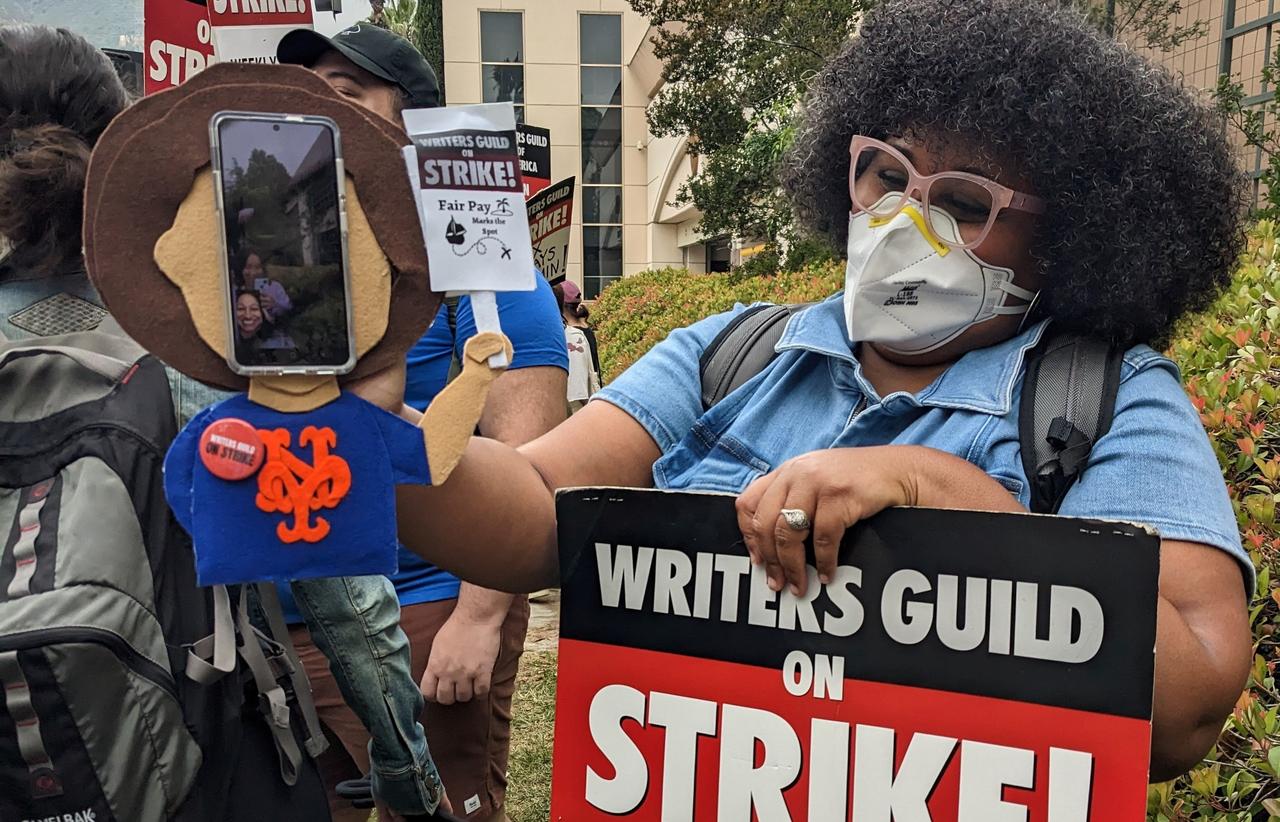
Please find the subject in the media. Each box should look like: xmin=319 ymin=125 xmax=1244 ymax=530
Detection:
xmin=256 ymin=583 xmax=328 ymax=758
xmin=185 ymin=584 xmax=237 ymax=684
xmin=1019 ymin=333 xmax=1123 ymax=515
xmin=699 ymin=304 xmax=806 ymax=411
xmin=0 ymin=651 xmax=62 ymax=799
xmin=235 ymin=592 xmax=304 ymax=787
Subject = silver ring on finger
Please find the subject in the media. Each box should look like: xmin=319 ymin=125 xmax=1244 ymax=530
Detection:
xmin=779 ymin=508 xmax=811 ymax=531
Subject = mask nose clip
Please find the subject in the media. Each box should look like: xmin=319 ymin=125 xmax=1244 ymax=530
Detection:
xmin=868 ymin=204 xmax=951 ymax=257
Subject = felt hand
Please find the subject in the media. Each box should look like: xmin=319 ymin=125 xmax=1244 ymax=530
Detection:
xmin=461 ymin=330 xmax=512 ymax=365
xmin=420 ymin=332 xmax=514 ymax=484
xmin=736 ymin=446 xmax=918 ymax=598
xmin=421 ymin=613 xmax=502 ymax=705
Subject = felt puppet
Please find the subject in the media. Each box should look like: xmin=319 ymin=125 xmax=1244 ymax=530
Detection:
xmin=84 ymin=63 xmax=510 ymax=586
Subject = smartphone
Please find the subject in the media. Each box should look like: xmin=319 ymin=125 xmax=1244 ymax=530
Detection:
xmin=209 ymin=111 xmax=356 ymax=376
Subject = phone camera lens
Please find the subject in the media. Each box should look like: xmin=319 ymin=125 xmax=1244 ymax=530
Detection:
xmin=273 ymin=124 xmax=281 ymax=132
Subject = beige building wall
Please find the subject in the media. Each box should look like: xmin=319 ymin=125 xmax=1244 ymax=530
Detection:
xmin=441 ymin=2 xmax=705 ymax=297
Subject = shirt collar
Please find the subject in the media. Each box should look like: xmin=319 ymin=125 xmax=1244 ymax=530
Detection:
xmin=775 ymin=293 xmax=1050 ymax=415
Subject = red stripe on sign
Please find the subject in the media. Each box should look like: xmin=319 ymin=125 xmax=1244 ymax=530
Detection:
xmin=207 ymin=0 xmax=312 ymax=28
xmin=15 ymin=558 xmax=34 ymax=567
xmin=550 ymin=639 xmax=1151 ymax=822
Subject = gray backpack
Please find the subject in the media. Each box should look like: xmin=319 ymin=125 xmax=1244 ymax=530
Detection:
xmin=0 ymin=277 xmax=330 ymax=821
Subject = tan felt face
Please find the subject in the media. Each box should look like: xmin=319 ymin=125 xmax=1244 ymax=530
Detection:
xmin=153 ymin=169 xmax=391 ymax=365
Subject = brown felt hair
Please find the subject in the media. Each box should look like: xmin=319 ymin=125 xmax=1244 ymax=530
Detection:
xmin=84 ymin=63 xmax=438 ymax=390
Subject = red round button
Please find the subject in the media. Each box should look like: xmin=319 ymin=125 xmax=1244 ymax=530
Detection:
xmin=199 ymin=418 xmax=266 ymax=481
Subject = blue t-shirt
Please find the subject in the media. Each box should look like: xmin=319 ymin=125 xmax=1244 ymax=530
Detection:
xmin=166 ymin=391 xmax=432 ymax=586
xmin=595 ymin=293 xmax=1253 ymax=590
xmin=276 ymin=278 xmax=568 ymax=622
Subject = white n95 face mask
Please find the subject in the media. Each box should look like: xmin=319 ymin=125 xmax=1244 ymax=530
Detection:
xmin=843 ymin=196 xmax=1038 ymax=355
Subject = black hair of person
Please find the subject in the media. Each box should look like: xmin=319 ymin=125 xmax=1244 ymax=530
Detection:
xmin=0 ymin=25 xmax=129 ymax=274
xmin=782 ymin=0 xmax=1246 ymax=348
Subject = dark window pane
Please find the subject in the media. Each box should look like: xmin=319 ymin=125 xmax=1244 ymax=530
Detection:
xmin=480 ymin=11 xmax=522 ymax=63
xmin=584 ymin=275 xmax=620 ymax=300
xmin=482 ymin=65 xmax=524 ymax=105
xmin=583 ymin=226 xmax=623 ymax=294
xmin=580 ymin=14 xmax=621 ymax=65
xmin=581 ymin=66 xmax=621 ymax=106
xmin=583 ymin=186 xmax=622 ymax=224
xmin=581 ymin=107 xmax=622 ymax=184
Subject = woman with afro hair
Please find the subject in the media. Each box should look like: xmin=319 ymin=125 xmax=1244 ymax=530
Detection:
xmin=386 ymin=0 xmax=1253 ymax=778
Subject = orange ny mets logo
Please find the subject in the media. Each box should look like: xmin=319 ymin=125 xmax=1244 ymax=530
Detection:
xmin=255 ymin=426 xmax=352 ymax=544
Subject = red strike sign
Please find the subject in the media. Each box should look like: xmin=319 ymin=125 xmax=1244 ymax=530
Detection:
xmin=144 ymin=0 xmax=216 ymax=95
xmin=552 ymin=642 xmax=1149 ymax=821
xmin=549 ymin=491 xmax=1161 ymax=822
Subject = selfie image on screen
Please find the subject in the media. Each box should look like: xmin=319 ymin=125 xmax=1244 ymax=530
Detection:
xmin=216 ymin=117 xmax=351 ymax=370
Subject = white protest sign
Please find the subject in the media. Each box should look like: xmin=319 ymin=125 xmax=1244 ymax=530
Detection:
xmin=207 ymin=0 xmax=314 ymax=63
xmin=402 ymin=103 xmax=536 ymax=294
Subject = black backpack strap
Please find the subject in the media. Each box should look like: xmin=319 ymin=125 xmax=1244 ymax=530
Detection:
xmin=699 ymin=304 xmax=806 ymax=411
xmin=1019 ymin=332 xmax=1124 ymax=514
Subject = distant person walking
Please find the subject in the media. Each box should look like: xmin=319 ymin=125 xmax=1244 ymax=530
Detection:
xmin=554 ymin=281 xmax=599 ymax=413
xmin=557 ymin=280 xmax=600 ymax=377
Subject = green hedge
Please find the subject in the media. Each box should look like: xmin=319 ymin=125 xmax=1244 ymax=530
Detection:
xmin=593 ymin=227 xmax=1280 ymax=820
xmin=1152 ymin=222 xmax=1280 ymax=821
xmin=592 ymin=263 xmax=844 ymax=383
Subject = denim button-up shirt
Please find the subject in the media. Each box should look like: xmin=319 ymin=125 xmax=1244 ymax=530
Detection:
xmin=597 ymin=294 xmax=1250 ymax=585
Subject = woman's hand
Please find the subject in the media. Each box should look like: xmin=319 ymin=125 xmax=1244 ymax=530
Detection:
xmin=736 ymin=446 xmax=919 ymax=598
xmin=736 ymin=445 xmax=1025 ymax=597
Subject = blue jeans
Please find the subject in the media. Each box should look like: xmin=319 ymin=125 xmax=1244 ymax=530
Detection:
xmin=290 ymin=576 xmax=443 ymax=815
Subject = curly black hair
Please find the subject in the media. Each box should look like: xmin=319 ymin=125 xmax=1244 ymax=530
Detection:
xmin=781 ymin=0 xmax=1246 ymax=347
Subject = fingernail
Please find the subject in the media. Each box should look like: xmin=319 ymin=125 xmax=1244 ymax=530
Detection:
xmin=790 ymin=584 xmax=802 ymax=597
xmin=767 ymin=576 xmax=781 ymax=592
xmin=819 ymin=574 xmax=831 ymax=586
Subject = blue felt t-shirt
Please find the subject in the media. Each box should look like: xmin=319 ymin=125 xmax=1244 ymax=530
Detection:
xmin=165 ymin=391 xmax=431 ymax=586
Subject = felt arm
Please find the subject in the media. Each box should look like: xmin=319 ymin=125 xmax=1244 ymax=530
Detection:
xmin=419 ymin=331 xmax=514 ymax=485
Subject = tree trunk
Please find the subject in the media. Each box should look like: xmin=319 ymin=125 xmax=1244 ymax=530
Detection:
xmin=1104 ymin=0 xmax=1117 ymax=35
xmin=411 ymin=0 xmax=446 ymax=104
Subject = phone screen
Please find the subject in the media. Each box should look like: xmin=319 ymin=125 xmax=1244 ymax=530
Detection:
xmin=215 ymin=116 xmax=352 ymax=371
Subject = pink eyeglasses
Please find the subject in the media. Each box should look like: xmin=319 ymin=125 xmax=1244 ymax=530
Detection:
xmin=848 ymin=135 xmax=1047 ymax=250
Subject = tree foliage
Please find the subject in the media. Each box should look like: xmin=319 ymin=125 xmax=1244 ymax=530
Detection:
xmin=630 ymin=0 xmax=1207 ymax=271
xmin=1215 ymin=40 xmax=1280 ymax=221
xmin=628 ymin=0 xmax=869 ymax=267
xmin=412 ymin=0 xmax=445 ymax=103
xmin=1060 ymin=0 xmax=1207 ymax=49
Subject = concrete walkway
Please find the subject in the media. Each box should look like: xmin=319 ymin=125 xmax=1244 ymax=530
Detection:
xmin=524 ymin=591 xmax=560 ymax=653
